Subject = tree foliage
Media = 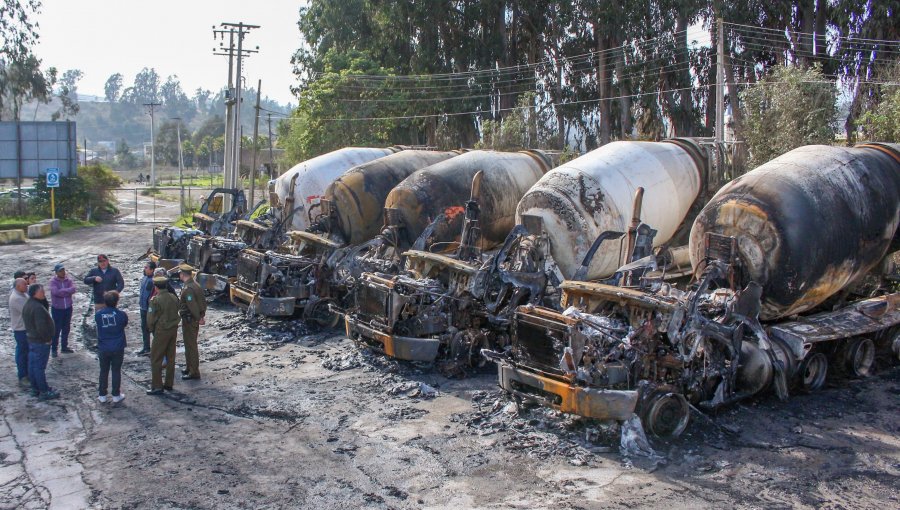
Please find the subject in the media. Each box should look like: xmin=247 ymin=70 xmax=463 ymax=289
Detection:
xmin=52 ymin=68 xmax=82 ymax=120
xmin=32 ymin=164 xmax=122 ymax=220
xmin=741 ymin=65 xmax=837 ymax=168
xmin=284 ymin=0 xmax=898 ymax=170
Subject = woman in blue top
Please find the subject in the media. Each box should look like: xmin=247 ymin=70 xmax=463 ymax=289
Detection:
xmin=95 ymin=291 xmax=128 ymax=403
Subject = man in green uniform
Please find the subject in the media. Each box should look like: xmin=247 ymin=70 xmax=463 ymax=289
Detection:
xmin=147 ymin=276 xmax=180 ymax=395
xmin=178 ymin=264 xmax=206 ymax=380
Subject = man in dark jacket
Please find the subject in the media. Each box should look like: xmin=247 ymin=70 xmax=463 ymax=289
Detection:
xmin=95 ymin=291 xmax=128 ymax=403
xmin=83 ymin=254 xmax=125 ymax=311
xmin=136 ymin=261 xmax=156 ymax=356
xmin=22 ymin=284 xmax=59 ymax=400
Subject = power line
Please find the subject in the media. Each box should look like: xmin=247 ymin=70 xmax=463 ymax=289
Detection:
xmin=307 ymin=26 xmax=710 ymax=84
xmin=723 ymin=21 xmax=900 ymax=46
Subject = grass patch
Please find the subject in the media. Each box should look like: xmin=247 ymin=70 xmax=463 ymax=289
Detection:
xmin=0 ymin=216 xmax=95 ymax=233
xmin=172 ymin=210 xmax=198 ymax=228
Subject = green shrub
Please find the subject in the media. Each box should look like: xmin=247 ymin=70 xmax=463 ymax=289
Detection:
xmin=32 ymin=164 xmax=123 ymax=220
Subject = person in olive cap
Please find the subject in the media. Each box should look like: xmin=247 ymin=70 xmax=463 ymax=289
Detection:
xmin=178 ymin=264 xmax=206 ymax=380
xmin=84 ymin=254 xmax=124 ymax=311
xmin=146 ymin=276 xmax=180 ymax=395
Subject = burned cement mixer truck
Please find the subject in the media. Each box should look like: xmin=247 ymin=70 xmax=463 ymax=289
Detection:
xmin=346 ymin=139 xmax=711 ymax=374
xmin=230 ymin=149 xmax=460 ymax=323
xmin=343 ymin=149 xmax=564 ymax=367
xmin=187 ymin=147 xmax=401 ymax=294
xmin=486 ymin=143 xmax=900 ymax=438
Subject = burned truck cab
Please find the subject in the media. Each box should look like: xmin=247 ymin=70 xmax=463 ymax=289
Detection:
xmin=231 ymin=225 xmax=345 ymax=325
xmin=231 ymin=150 xmax=463 ymax=322
xmin=149 ymin=188 xmax=249 ymax=269
xmin=491 ymin=276 xmax=691 ymax=437
xmin=345 ymin=173 xmax=557 ymax=373
xmin=188 ymin=209 xmax=284 ymax=294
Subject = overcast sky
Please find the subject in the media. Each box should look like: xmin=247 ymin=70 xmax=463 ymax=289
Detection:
xmin=35 ymin=0 xmax=305 ymax=105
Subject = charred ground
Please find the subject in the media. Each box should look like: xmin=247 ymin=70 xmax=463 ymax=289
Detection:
xmin=0 ymin=223 xmax=897 ymax=509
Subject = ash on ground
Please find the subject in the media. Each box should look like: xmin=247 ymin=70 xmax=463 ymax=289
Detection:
xmin=451 ymin=390 xmax=622 ymax=467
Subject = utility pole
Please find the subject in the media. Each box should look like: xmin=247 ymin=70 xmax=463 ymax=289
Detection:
xmin=715 ymin=17 xmax=725 ymax=144
xmin=173 ymin=118 xmax=184 ymax=215
xmin=213 ymin=22 xmax=259 ymax=204
xmin=144 ymin=102 xmax=161 ymax=186
xmin=267 ymin=112 xmax=274 ymax=179
xmin=715 ymin=17 xmax=725 ymax=183
xmin=250 ymin=79 xmax=262 ymax=208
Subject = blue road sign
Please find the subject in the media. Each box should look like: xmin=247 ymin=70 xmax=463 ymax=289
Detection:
xmin=46 ymin=168 xmax=60 ymax=188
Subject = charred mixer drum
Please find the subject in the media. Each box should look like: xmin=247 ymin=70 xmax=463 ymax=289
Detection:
xmin=689 ymin=143 xmax=900 ymax=320
xmin=516 ymin=139 xmax=706 ymax=280
xmin=325 ymin=150 xmax=460 ymax=245
xmin=272 ymin=147 xmax=401 ymax=232
xmin=384 ymin=150 xmax=553 ymax=250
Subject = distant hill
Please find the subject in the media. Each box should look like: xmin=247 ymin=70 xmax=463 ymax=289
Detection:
xmin=23 ymin=92 xmax=292 ymax=148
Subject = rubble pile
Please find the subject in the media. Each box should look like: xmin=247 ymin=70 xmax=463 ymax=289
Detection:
xmin=452 ymin=390 xmax=620 ymax=466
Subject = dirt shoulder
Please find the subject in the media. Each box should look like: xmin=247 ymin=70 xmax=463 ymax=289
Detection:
xmin=0 ymin=223 xmax=898 ymax=509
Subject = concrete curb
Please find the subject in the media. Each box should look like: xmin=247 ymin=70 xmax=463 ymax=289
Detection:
xmin=27 ymin=222 xmax=52 ymax=238
xmin=0 ymin=229 xmax=26 ymax=244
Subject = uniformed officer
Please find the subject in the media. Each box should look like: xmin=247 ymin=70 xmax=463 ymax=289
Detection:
xmin=178 ymin=264 xmax=206 ymax=380
xmin=146 ymin=276 xmax=180 ymax=395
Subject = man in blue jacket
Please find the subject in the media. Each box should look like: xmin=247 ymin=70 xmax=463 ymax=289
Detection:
xmin=136 ymin=261 xmax=156 ymax=356
xmin=95 ymin=291 xmax=128 ymax=403
xmin=84 ymin=254 xmax=125 ymax=312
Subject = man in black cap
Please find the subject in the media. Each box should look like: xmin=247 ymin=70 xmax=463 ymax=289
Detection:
xmin=83 ymin=254 xmax=124 ymax=312
xmin=147 ymin=275 xmax=180 ymax=394
xmin=22 ymin=284 xmax=59 ymax=400
xmin=178 ymin=264 xmax=206 ymax=380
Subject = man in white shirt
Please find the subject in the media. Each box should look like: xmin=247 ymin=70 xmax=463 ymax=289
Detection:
xmin=8 ymin=277 xmax=29 ymax=386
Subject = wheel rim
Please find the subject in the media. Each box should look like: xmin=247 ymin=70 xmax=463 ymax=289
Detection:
xmin=799 ymin=353 xmax=827 ymax=391
xmin=847 ymin=338 xmax=875 ymax=378
xmin=307 ymin=300 xmax=340 ymax=328
xmin=644 ymin=392 xmax=690 ymax=438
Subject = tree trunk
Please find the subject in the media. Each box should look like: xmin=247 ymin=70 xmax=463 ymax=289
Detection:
xmin=722 ymin=46 xmax=747 ymax=174
xmin=596 ymin=23 xmax=611 ymax=145
xmin=675 ymin=13 xmax=694 ymax=136
xmin=616 ymin=45 xmax=632 ymax=139
xmin=799 ymin=0 xmax=815 ymax=66
xmin=815 ymin=1 xmax=828 ymax=60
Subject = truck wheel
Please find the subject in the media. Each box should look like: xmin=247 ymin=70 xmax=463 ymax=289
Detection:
xmin=844 ymin=337 xmax=875 ymax=378
xmin=798 ymin=352 xmax=828 ymax=392
xmin=642 ymin=392 xmax=690 ymax=438
xmin=304 ymin=298 xmax=340 ymax=328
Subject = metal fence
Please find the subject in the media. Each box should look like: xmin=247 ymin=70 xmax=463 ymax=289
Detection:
xmin=112 ymin=187 xmax=220 ymax=224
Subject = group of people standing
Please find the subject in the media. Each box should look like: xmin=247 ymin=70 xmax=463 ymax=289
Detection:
xmin=139 ymin=260 xmax=207 ymax=394
xmin=7 ymin=254 xmax=207 ymax=402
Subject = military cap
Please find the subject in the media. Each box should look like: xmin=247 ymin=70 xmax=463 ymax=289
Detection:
xmin=178 ymin=263 xmax=195 ymax=273
xmin=153 ymin=276 xmax=170 ymax=284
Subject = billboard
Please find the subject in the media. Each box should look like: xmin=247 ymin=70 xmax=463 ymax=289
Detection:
xmin=0 ymin=121 xmax=78 ymax=179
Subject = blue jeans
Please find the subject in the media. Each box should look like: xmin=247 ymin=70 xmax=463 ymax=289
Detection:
xmin=28 ymin=343 xmax=51 ymax=394
xmin=140 ymin=310 xmax=151 ymax=352
xmin=51 ymin=307 xmax=73 ymax=352
xmin=98 ymin=350 xmax=124 ymax=396
xmin=13 ymin=330 xmax=28 ymax=379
